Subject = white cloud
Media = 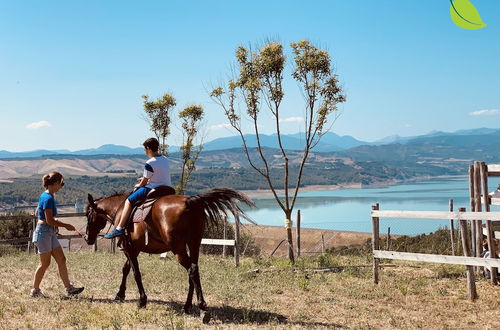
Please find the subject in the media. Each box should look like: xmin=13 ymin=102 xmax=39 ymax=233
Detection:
xmin=404 ymin=124 xmax=412 ymax=128
xmin=26 ymin=121 xmax=52 ymax=129
xmin=209 ymin=123 xmax=232 ymax=130
xmin=279 ymin=116 xmax=304 ymax=123
xmin=469 ymin=109 xmax=500 ymax=116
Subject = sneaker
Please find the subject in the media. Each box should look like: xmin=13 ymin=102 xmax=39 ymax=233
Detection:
xmin=104 ymin=227 xmax=125 ymax=239
xmin=66 ymin=284 xmax=84 ymax=296
xmin=30 ymin=288 xmax=45 ymax=298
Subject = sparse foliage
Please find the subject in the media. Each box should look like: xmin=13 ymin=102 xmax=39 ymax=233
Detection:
xmin=177 ymin=105 xmax=204 ymax=194
xmin=142 ymin=95 xmax=204 ymax=193
xmin=211 ymin=40 xmax=346 ymax=264
xmin=142 ymin=93 xmax=176 ymax=155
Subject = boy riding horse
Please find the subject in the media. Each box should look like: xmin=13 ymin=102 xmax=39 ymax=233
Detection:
xmin=105 ymin=137 xmax=171 ymax=239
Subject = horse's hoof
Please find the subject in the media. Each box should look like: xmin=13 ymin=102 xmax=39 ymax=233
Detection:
xmin=114 ymin=295 xmax=125 ymax=303
xmin=138 ymin=297 xmax=147 ymax=309
xmin=183 ymin=305 xmax=192 ymax=314
xmin=200 ymin=310 xmax=211 ymax=324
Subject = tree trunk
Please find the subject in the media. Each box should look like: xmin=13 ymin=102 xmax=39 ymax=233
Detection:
xmin=285 ymin=209 xmax=295 ymax=265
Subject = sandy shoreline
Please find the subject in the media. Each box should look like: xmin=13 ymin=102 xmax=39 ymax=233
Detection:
xmin=240 ymin=175 xmax=466 ymax=198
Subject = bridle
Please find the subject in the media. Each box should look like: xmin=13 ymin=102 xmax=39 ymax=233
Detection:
xmin=86 ymin=205 xmax=116 ymax=241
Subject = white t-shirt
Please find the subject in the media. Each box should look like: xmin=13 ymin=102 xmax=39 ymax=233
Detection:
xmin=143 ymin=156 xmax=172 ymax=188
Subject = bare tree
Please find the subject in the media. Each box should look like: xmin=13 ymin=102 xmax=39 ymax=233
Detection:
xmin=211 ymin=40 xmax=346 ymax=264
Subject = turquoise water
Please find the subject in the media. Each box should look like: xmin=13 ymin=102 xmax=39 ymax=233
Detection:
xmin=243 ymin=177 xmax=500 ymax=235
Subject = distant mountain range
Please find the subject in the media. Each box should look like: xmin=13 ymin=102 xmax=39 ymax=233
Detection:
xmin=2 ymin=128 xmax=499 ymax=158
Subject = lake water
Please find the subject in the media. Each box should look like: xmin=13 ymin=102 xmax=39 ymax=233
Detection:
xmin=244 ymin=176 xmax=500 ymax=235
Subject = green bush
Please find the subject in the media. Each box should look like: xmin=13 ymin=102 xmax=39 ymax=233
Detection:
xmin=0 ymin=211 xmax=33 ymax=240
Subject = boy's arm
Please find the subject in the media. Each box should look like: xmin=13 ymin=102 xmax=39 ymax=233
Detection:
xmin=135 ymin=177 xmax=149 ymax=188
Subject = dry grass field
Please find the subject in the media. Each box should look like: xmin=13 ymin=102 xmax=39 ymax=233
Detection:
xmin=0 ymin=249 xmax=499 ymax=329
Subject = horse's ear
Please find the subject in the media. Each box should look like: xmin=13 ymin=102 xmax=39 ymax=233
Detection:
xmin=87 ymin=194 xmax=97 ymax=209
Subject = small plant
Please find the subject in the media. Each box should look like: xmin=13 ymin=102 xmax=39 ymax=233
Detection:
xmin=298 ymin=277 xmax=310 ymax=291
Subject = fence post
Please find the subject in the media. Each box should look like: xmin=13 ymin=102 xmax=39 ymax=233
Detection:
xmin=386 ymin=227 xmax=391 ymax=251
xmin=372 ymin=204 xmax=380 ymax=284
xmin=234 ymin=214 xmax=240 ymax=267
xmin=449 ymin=199 xmax=455 ymax=256
xmin=223 ymin=216 xmax=227 ymax=258
xmin=459 ymin=207 xmax=478 ymax=301
xmin=321 ymin=233 xmax=325 ymax=254
xmin=32 ymin=213 xmax=38 ymax=254
xmin=468 ymin=165 xmax=477 ymax=257
xmin=296 ymin=210 xmax=301 ymax=258
xmin=111 ymin=237 xmax=116 ymax=254
xmin=93 ymin=241 xmax=98 ymax=252
xmin=473 ymin=162 xmax=483 ymax=264
xmin=68 ymin=238 xmax=71 ymax=252
xmin=28 ymin=229 xmax=33 ymax=254
xmin=480 ymin=162 xmax=498 ymax=285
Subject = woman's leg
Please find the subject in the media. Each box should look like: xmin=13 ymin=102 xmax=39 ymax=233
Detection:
xmin=33 ymin=252 xmax=52 ymax=289
xmin=51 ymin=246 xmax=70 ymax=287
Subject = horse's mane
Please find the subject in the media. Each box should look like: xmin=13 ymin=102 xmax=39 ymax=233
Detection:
xmin=93 ymin=191 xmax=129 ymax=201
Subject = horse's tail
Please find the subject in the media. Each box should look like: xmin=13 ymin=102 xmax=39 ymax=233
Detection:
xmin=185 ymin=188 xmax=255 ymax=227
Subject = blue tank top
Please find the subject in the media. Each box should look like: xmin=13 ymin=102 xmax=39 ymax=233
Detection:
xmin=38 ymin=192 xmax=57 ymax=220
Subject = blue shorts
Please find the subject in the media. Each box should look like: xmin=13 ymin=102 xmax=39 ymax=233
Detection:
xmin=127 ymin=187 xmax=151 ymax=204
xmin=33 ymin=223 xmax=61 ymax=254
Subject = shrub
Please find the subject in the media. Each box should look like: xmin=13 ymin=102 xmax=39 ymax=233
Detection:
xmin=0 ymin=211 xmax=33 ymax=240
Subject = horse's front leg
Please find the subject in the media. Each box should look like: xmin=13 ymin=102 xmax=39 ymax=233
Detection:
xmin=115 ymin=259 xmax=131 ymax=302
xmin=127 ymin=252 xmax=148 ymax=308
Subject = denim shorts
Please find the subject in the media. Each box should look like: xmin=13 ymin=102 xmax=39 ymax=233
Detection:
xmin=33 ymin=223 xmax=61 ymax=254
xmin=127 ymin=187 xmax=151 ymax=204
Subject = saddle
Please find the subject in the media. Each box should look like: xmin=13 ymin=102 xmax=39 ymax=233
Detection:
xmin=130 ymin=186 xmax=175 ymax=224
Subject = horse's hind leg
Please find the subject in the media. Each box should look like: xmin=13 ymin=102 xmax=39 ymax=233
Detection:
xmin=175 ymin=251 xmax=195 ymax=314
xmin=115 ymin=259 xmax=131 ymax=302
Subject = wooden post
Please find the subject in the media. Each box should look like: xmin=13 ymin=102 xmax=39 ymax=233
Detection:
xmin=93 ymin=241 xmax=98 ymax=252
xmin=32 ymin=213 xmax=38 ymax=254
xmin=296 ymin=210 xmax=301 ymax=258
xmin=234 ymin=214 xmax=240 ymax=267
xmin=459 ymin=207 xmax=478 ymax=301
xmin=111 ymin=237 xmax=116 ymax=254
xmin=473 ymin=162 xmax=483 ymax=262
xmin=468 ymin=165 xmax=477 ymax=257
xmin=68 ymin=238 xmax=71 ymax=252
xmin=449 ymin=199 xmax=456 ymax=256
xmin=372 ymin=204 xmax=380 ymax=284
xmin=28 ymin=229 xmax=32 ymax=254
xmin=223 ymin=216 xmax=227 ymax=258
xmin=480 ymin=162 xmax=498 ymax=284
xmin=321 ymin=233 xmax=325 ymax=254
xmin=386 ymin=227 xmax=391 ymax=251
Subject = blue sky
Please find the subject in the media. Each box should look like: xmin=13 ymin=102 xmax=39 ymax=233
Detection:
xmin=1 ymin=0 xmax=499 ymax=151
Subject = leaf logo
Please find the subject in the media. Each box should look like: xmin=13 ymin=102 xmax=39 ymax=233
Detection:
xmin=450 ymin=0 xmax=487 ymax=29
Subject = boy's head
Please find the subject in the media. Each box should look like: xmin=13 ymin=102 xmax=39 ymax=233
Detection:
xmin=143 ymin=138 xmax=159 ymax=153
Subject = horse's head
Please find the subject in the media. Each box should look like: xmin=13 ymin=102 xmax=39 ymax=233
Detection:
xmin=85 ymin=194 xmax=110 ymax=245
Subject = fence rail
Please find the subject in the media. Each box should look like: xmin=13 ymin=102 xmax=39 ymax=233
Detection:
xmin=371 ymin=205 xmax=499 ymax=301
xmin=0 ymin=212 xmax=241 ymax=266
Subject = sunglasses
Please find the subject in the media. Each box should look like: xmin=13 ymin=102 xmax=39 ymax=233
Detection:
xmin=60 ymin=181 xmax=65 ymax=187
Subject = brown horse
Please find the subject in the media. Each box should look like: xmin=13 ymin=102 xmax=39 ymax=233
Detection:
xmin=84 ymin=188 xmax=253 ymax=321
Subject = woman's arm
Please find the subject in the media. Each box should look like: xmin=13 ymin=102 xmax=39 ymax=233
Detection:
xmin=43 ymin=209 xmax=75 ymax=230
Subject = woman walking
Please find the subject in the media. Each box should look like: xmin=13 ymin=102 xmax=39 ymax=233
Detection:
xmin=31 ymin=171 xmax=84 ymax=297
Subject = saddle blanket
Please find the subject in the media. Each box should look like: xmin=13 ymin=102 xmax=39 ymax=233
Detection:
xmin=132 ymin=205 xmax=152 ymax=223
